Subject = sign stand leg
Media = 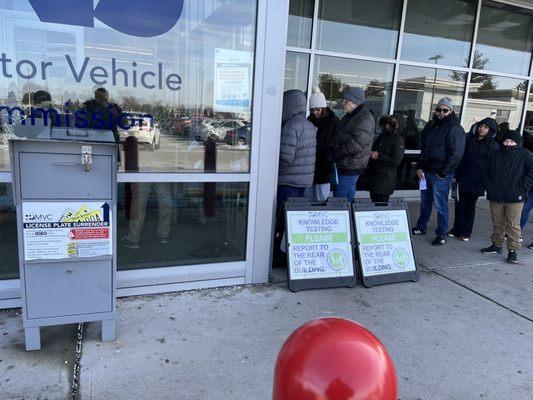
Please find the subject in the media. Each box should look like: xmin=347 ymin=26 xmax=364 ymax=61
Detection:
xmin=101 ymin=319 xmax=116 ymax=342
xmin=25 ymin=327 xmax=41 ymax=351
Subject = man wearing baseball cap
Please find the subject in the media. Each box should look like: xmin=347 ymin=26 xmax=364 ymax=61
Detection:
xmin=481 ymin=130 xmax=533 ymax=263
xmin=411 ymin=97 xmax=466 ymax=246
xmin=331 ymin=86 xmax=375 ymax=201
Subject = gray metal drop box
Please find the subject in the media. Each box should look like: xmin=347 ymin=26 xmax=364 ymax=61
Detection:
xmin=10 ymin=130 xmax=117 ymax=351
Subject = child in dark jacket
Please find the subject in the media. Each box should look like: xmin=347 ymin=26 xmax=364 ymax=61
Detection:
xmin=481 ymin=130 xmax=533 ymax=263
xmin=449 ymin=117 xmax=499 ymax=241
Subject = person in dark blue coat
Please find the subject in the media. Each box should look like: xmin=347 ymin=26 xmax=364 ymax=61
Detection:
xmin=481 ymin=130 xmax=533 ymax=263
xmin=448 ymin=117 xmax=499 ymax=241
xmin=411 ymin=97 xmax=466 ymax=246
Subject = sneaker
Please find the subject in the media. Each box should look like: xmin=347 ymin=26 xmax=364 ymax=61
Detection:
xmin=447 ymin=230 xmax=456 ymax=238
xmin=528 ymin=242 xmax=533 ymax=250
xmin=411 ymin=227 xmax=426 ymax=235
xmin=432 ymin=235 xmax=446 ymax=246
xmin=507 ymin=250 xmax=518 ymax=264
xmin=481 ymin=244 xmax=502 ymax=254
xmin=458 ymin=236 xmax=470 ymax=242
xmin=120 ymin=236 xmax=140 ymax=249
xmin=520 ymin=236 xmax=523 ymax=243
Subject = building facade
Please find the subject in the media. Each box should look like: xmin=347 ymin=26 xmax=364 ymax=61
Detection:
xmin=1 ymin=0 xmax=533 ymax=307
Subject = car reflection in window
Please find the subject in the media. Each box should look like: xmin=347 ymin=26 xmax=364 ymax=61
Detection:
xmin=119 ymin=112 xmax=161 ymax=151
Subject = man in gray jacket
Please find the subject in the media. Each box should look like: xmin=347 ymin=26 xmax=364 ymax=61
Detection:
xmin=332 ymin=87 xmax=375 ymax=201
xmin=274 ymin=89 xmax=317 ymax=265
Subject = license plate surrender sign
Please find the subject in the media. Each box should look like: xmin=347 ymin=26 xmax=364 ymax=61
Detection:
xmin=354 ymin=209 xmax=416 ymax=276
xmin=286 ymin=210 xmax=354 ymax=280
xmin=22 ymin=201 xmax=112 ymax=261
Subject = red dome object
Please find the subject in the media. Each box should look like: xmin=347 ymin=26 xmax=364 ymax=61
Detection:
xmin=272 ymin=318 xmax=398 ymax=400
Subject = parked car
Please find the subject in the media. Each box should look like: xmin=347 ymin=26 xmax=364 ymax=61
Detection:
xmin=192 ymin=119 xmax=246 ymax=142
xmin=119 ymin=112 xmax=161 ymax=151
xmin=212 ymin=120 xmax=246 ymax=141
xmin=224 ymin=125 xmax=251 ymax=146
xmin=174 ymin=116 xmax=192 ymax=136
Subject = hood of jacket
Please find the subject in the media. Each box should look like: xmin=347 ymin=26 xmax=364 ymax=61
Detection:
xmin=282 ymin=90 xmax=307 ymax=124
xmin=380 ymin=115 xmax=399 ymax=135
xmin=474 ymin=117 xmax=497 ymax=139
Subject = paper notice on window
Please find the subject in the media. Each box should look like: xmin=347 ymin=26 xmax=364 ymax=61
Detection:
xmin=419 ymin=174 xmax=427 ymax=191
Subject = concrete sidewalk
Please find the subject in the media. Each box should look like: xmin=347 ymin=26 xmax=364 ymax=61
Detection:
xmin=1 ymin=200 xmax=532 ymax=400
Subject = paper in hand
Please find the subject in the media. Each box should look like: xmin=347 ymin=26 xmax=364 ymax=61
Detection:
xmin=419 ymin=173 xmax=427 ymax=191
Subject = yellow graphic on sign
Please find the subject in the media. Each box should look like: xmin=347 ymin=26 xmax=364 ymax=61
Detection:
xmin=61 ymin=205 xmax=103 ymax=223
xmin=67 ymin=242 xmax=78 ymax=257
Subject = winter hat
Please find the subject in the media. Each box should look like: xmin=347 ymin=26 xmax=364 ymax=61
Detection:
xmin=309 ymin=87 xmax=327 ymax=109
xmin=436 ymin=97 xmax=453 ymax=109
xmin=503 ymin=130 xmax=522 ymax=145
xmin=343 ymin=87 xmax=365 ymax=105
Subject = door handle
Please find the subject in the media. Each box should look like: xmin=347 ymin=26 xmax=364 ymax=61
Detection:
xmin=54 ymin=162 xmax=80 ymax=167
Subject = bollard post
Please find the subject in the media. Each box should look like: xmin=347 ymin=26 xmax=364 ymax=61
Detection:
xmin=273 ymin=318 xmax=398 ymax=400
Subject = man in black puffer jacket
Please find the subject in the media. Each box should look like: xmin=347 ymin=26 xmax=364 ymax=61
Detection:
xmin=331 ymin=87 xmax=375 ymax=201
xmin=412 ymin=97 xmax=466 ymax=246
xmin=449 ymin=117 xmax=499 ymax=241
xmin=481 ymin=130 xmax=533 ymax=264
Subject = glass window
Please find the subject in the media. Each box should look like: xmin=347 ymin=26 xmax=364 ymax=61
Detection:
xmin=475 ymin=1 xmax=533 ymax=76
xmin=0 ymin=183 xmax=18 ymax=280
xmin=313 ymin=55 xmax=394 ymax=121
xmin=523 ymin=84 xmax=533 ymax=134
xmin=393 ymin=66 xmax=466 ymax=190
xmin=117 ymin=182 xmax=248 ymax=270
xmin=394 ymin=65 xmax=467 ymax=150
xmin=285 ymin=52 xmax=310 ymax=93
xmin=0 ymin=1 xmax=257 ymax=172
xmin=464 ymin=74 xmax=526 ymax=132
xmin=401 ymin=0 xmax=476 ymax=67
xmin=316 ymin=0 xmax=401 ymax=59
xmin=287 ymin=0 xmax=314 ymax=48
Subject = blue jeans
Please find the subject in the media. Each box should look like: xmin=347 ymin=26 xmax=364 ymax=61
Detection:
xmin=334 ymin=174 xmax=360 ymax=201
xmin=520 ymin=190 xmax=533 ymax=230
xmin=416 ymin=172 xmax=453 ymax=236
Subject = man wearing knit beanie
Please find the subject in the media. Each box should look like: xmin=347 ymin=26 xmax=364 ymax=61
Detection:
xmin=330 ymin=86 xmax=375 ymax=201
xmin=481 ymin=130 xmax=533 ymax=263
xmin=411 ymin=97 xmax=466 ymax=246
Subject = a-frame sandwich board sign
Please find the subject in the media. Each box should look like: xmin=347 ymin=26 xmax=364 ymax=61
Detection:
xmin=352 ymin=199 xmax=419 ymax=288
xmin=285 ymin=197 xmax=357 ymax=292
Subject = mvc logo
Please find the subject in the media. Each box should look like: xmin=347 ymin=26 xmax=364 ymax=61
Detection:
xmin=25 ymin=213 xmax=53 ymax=221
xmin=29 ymin=0 xmax=184 ymax=38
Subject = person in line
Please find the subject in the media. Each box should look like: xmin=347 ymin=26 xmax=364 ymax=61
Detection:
xmin=519 ymin=132 xmax=533 ymax=249
xmin=448 ymin=117 xmax=499 ymax=241
xmin=273 ymin=89 xmax=316 ymax=265
xmin=331 ymin=87 xmax=375 ymax=201
xmin=521 ymin=189 xmax=533 ymax=250
xmin=481 ymin=130 xmax=533 ymax=263
xmin=306 ymin=88 xmax=339 ymax=201
xmin=411 ymin=97 xmax=466 ymax=246
xmin=365 ymin=115 xmax=405 ymax=203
